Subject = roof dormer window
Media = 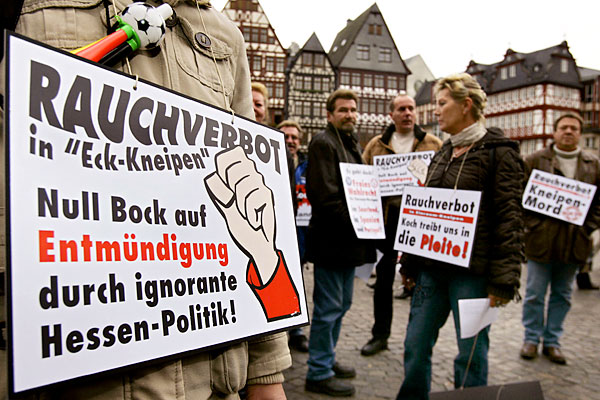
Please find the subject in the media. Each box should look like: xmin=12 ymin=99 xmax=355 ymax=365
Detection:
xmin=560 ymin=59 xmax=569 ymax=73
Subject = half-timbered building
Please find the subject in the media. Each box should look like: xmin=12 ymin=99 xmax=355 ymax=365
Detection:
xmin=328 ymin=3 xmax=410 ymax=147
xmin=221 ymin=0 xmax=287 ymax=125
xmin=285 ymin=33 xmax=336 ymax=145
xmin=467 ymin=41 xmax=582 ymax=156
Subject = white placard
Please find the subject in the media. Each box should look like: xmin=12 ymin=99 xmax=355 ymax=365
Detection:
xmin=394 ymin=186 xmax=481 ymax=267
xmin=374 ymin=151 xmax=435 ymax=196
xmin=339 ymin=163 xmax=385 ymax=239
xmin=458 ymin=298 xmax=499 ymax=339
xmin=523 ymin=169 xmax=596 ymax=226
xmin=5 ymin=33 xmax=308 ymax=394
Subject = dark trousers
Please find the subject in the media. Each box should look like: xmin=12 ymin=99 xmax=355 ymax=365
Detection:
xmin=371 ymin=205 xmax=401 ymax=339
xmin=371 ymin=249 xmax=398 ymax=339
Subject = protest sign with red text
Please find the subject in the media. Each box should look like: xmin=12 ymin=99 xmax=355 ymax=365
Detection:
xmin=394 ymin=186 xmax=481 ymax=268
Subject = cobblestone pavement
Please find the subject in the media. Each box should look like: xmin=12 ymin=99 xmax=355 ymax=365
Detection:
xmin=283 ymin=263 xmax=600 ymax=400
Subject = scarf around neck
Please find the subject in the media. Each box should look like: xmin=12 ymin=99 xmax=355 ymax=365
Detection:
xmin=449 ymin=122 xmax=487 ymax=148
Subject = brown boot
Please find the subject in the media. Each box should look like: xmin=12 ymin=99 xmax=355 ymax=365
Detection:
xmin=519 ymin=342 xmax=538 ymax=360
xmin=543 ymin=346 xmax=567 ymax=365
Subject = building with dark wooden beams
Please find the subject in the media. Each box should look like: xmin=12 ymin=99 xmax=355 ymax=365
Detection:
xmin=466 ymin=41 xmax=582 ymax=156
xmin=327 ymin=3 xmax=410 ymax=147
xmin=221 ymin=0 xmax=288 ymax=125
xmin=285 ymin=33 xmax=336 ymax=146
xmin=579 ymin=67 xmax=600 ymax=155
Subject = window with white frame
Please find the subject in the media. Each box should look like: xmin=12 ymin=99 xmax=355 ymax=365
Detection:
xmin=266 ymin=57 xmax=274 ymax=73
xmin=302 ymin=101 xmax=311 ymax=116
xmin=357 ymin=44 xmax=370 ymax=60
xmin=275 ymin=83 xmax=284 ymax=98
xmin=314 ymin=54 xmax=324 ymax=66
xmin=341 ymin=72 xmax=350 ymax=85
xmin=313 ymin=76 xmax=322 ymax=92
xmin=276 ymin=58 xmax=285 ymax=73
xmin=388 ymin=75 xmax=397 ymax=91
xmin=560 ymin=59 xmax=569 ymax=73
xmin=252 ymin=55 xmax=261 ymax=73
xmin=363 ymin=73 xmax=372 ymax=88
xmin=303 ymin=75 xmax=312 ymax=90
xmin=379 ymin=48 xmax=392 ymax=63
xmin=302 ymin=53 xmax=312 ymax=66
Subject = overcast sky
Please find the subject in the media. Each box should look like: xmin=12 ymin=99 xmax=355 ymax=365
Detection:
xmin=212 ymin=0 xmax=600 ymax=78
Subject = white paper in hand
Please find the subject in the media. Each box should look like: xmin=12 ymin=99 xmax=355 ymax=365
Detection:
xmin=458 ymin=298 xmax=500 ymax=339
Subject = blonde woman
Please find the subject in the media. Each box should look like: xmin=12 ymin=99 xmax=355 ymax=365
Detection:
xmin=397 ymin=73 xmax=525 ymax=399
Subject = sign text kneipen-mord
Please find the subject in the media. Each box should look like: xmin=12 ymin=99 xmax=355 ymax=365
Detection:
xmin=522 ymin=169 xmax=596 ymax=226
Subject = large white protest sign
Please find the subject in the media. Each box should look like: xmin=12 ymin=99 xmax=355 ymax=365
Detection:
xmin=5 ymin=33 xmax=308 ymax=394
xmin=394 ymin=186 xmax=481 ymax=267
xmin=339 ymin=163 xmax=385 ymax=239
xmin=374 ymin=151 xmax=435 ymax=196
xmin=523 ymin=169 xmax=596 ymax=226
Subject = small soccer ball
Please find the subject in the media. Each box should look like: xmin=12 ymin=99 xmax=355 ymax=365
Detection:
xmin=121 ymin=3 xmax=167 ymax=49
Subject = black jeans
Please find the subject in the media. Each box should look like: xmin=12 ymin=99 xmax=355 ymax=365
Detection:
xmin=371 ymin=249 xmax=398 ymax=339
xmin=371 ymin=204 xmax=401 ymax=339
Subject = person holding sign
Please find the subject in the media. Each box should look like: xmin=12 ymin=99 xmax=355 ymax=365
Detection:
xmin=1 ymin=1 xmax=291 ymax=399
xmin=396 ymin=73 xmax=525 ymax=399
xmin=304 ymin=89 xmax=375 ymax=397
xmin=519 ymin=113 xmax=600 ymax=365
xmin=360 ymin=94 xmax=442 ymax=356
xmin=278 ymin=120 xmax=310 ymax=353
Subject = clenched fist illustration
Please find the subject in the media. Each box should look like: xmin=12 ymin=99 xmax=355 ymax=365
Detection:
xmin=205 ymin=146 xmax=300 ymax=321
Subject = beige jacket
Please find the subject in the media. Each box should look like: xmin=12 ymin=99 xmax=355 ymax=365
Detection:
xmin=0 ymin=1 xmax=291 ymax=398
xmin=362 ymin=124 xmax=442 ymax=224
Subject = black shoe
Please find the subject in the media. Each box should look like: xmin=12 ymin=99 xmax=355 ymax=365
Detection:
xmin=576 ymin=273 xmax=600 ymax=290
xmin=332 ymin=362 xmax=356 ymax=379
xmin=305 ymin=377 xmax=355 ymax=397
xmin=0 ymin=321 xmax=5 ymax=351
xmin=289 ymin=334 xmax=309 ymax=352
xmin=361 ymin=337 xmax=388 ymax=356
xmin=395 ymin=287 xmax=413 ymax=300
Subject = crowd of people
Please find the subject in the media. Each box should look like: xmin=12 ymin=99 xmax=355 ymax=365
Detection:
xmin=287 ymin=77 xmax=600 ymax=399
xmin=1 ymin=2 xmax=599 ymax=400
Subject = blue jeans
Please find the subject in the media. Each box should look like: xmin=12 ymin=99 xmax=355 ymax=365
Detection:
xmin=397 ymin=267 xmax=489 ymax=400
xmin=522 ymin=260 xmax=578 ymax=347
xmin=307 ymin=264 xmax=355 ymax=381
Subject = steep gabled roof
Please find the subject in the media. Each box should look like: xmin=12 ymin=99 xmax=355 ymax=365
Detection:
xmin=303 ymin=32 xmax=326 ymax=53
xmin=328 ymin=4 xmax=375 ymax=66
xmin=414 ymin=80 xmax=435 ymax=106
xmin=222 ymin=0 xmax=286 ymax=51
xmin=578 ymin=66 xmax=600 ymax=81
xmin=286 ymin=32 xmax=332 ymax=73
xmin=467 ymin=41 xmax=582 ymax=93
xmin=328 ymin=3 xmax=409 ymax=74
